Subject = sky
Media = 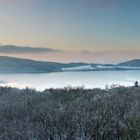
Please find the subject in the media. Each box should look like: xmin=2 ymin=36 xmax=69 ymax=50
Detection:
xmin=0 ymin=0 xmax=140 ymax=63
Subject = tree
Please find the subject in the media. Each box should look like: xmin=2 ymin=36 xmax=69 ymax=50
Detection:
xmin=135 ymin=81 xmax=138 ymax=87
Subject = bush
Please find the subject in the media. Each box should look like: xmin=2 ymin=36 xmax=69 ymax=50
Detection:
xmin=0 ymin=86 xmax=139 ymax=140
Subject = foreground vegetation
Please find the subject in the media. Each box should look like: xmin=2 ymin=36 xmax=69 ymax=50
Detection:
xmin=0 ymin=86 xmax=140 ymax=140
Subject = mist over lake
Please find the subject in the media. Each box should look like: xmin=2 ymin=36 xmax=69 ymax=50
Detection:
xmin=0 ymin=70 xmax=140 ymax=91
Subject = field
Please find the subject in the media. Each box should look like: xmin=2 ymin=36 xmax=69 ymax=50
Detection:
xmin=0 ymin=86 xmax=140 ymax=140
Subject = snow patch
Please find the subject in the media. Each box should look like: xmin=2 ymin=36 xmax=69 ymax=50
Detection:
xmin=62 ymin=65 xmax=93 ymax=71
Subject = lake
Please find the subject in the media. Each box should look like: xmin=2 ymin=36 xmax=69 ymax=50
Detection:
xmin=0 ymin=70 xmax=140 ymax=91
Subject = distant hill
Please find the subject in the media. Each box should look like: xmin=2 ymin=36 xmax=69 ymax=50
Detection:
xmin=0 ymin=56 xmax=90 ymax=73
xmin=0 ymin=56 xmax=63 ymax=73
xmin=118 ymin=59 xmax=140 ymax=67
xmin=0 ymin=56 xmax=140 ymax=73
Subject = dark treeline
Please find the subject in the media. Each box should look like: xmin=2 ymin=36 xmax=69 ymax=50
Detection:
xmin=0 ymin=86 xmax=140 ymax=140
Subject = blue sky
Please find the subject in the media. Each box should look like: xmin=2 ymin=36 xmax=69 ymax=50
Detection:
xmin=0 ymin=0 xmax=140 ymax=63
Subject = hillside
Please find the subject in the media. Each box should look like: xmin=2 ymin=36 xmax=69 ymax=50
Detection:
xmin=0 ymin=56 xmax=140 ymax=73
xmin=118 ymin=59 xmax=140 ymax=67
xmin=0 ymin=56 xmax=63 ymax=73
xmin=0 ymin=86 xmax=139 ymax=139
xmin=0 ymin=56 xmax=92 ymax=73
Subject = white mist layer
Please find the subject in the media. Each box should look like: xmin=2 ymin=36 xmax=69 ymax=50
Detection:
xmin=0 ymin=70 xmax=140 ymax=91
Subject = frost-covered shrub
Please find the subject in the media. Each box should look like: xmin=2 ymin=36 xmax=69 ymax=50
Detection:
xmin=0 ymin=86 xmax=139 ymax=140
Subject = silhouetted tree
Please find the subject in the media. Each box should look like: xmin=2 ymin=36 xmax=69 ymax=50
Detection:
xmin=135 ymin=81 xmax=138 ymax=87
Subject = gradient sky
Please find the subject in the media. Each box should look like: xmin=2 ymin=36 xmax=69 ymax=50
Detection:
xmin=0 ymin=0 xmax=140 ymax=63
